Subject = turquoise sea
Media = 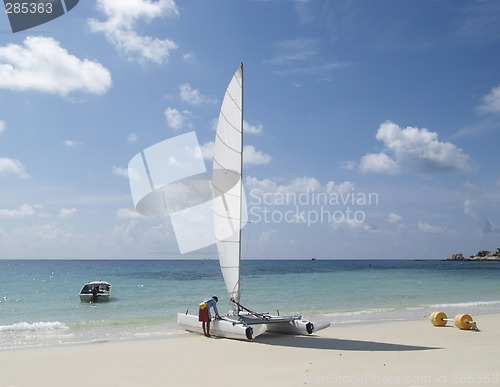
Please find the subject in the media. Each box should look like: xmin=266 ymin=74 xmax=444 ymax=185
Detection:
xmin=1 ymin=259 xmax=499 ymax=349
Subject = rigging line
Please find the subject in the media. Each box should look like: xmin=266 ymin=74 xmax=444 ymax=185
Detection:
xmin=231 ymin=298 xmax=269 ymax=320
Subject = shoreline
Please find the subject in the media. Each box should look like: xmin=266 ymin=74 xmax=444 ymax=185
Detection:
xmin=1 ymin=313 xmax=499 ymax=386
xmin=2 ymin=308 xmax=499 ymax=351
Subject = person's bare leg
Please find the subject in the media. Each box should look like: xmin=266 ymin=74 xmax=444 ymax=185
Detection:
xmin=206 ymin=321 xmax=211 ymax=337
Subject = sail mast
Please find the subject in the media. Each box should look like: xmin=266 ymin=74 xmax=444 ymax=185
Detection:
xmin=237 ymin=62 xmax=243 ymax=312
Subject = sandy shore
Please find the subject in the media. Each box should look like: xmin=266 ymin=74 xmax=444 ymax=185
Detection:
xmin=1 ymin=314 xmax=499 ymax=387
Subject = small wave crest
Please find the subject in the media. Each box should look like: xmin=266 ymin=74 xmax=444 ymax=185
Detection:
xmin=320 ymin=299 xmax=500 ymax=325
xmin=430 ymin=300 xmax=500 ymax=309
xmin=0 ymin=321 xmax=68 ymax=332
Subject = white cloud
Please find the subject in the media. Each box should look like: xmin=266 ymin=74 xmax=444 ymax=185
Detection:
xmin=64 ymin=140 xmax=83 ymax=147
xmin=266 ymin=38 xmax=320 ymax=66
xmin=418 ymin=221 xmax=447 ymax=234
xmin=112 ymin=166 xmax=129 ymax=177
xmin=179 ymin=83 xmax=217 ymax=105
xmin=331 ymin=218 xmax=377 ymax=232
xmin=59 ymin=208 xmax=77 ymax=218
xmin=128 ymin=133 xmax=138 ymax=143
xmin=0 ymin=120 xmax=5 ymax=133
xmin=11 ymin=223 xmax=73 ymax=244
xmin=116 ymin=208 xmax=143 ymax=219
xmin=265 ymin=38 xmax=351 ymax=75
xmin=326 ymin=180 xmax=355 ymax=194
xmin=359 ymin=152 xmax=400 ymax=174
xmin=347 ymin=121 xmax=476 ymax=174
xmin=246 ymin=176 xmax=280 ymax=195
xmin=165 ymin=107 xmax=191 ymax=130
xmin=0 ymin=36 xmax=111 ymax=96
xmin=244 ymin=120 xmax=263 ymax=134
xmin=377 ymin=121 xmax=475 ymax=173
xmin=244 ymin=145 xmax=271 ymax=165
xmin=478 ymin=84 xmax=500 ymax=113
xmin=182 ymin=52 xmax=199 ymax=65
xmin=167 ymin=155 xmax=192 ymax=169
xmin=246 ymin=176 xmax=356 ymax=199
xmin=200 ymin=141 xmax=214 ymax=160
xmin=464 ymin=199 xmax=499 ymax=233
xmin=465 ymin=181 xmax=481 ymax=192
xmin=111 ymin=220 xmax=138 ymax=244
xmin=88 ymin=0 xmax=179 ymax=64
xmin=0 ymin=204 xmax=36 ymax=219
xmin=199 ymin=141 xmax=271 ymax=166
xmin=0 ymin=157 xmax=30 ymax=178
xmin=286 ymin=176 xmax=322 ymax=192
xmin=464 ymin=198 xmax=475 ymax=216
xmin=387 ymin=212 xmax=403 ymax=223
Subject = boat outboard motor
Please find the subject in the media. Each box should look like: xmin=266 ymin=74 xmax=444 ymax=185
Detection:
xmin=92 ymin=286 xmax=98 ymax=302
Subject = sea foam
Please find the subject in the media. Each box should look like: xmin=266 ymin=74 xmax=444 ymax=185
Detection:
xmin=0 ymin=321 xmax=68 ymax=332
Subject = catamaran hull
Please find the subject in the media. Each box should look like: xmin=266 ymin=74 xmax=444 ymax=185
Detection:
xmin=266 ymin=319 xmax=314 ymax=335
xmin=265 ymin=319 xmax=330 ymax=335
xmin=177 ymin=313 xmax=267 ymax=341
xmin=177 ymin=313 xmax=330 ymax=340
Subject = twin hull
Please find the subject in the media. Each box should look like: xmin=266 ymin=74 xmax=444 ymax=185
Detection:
xmin=177 ymin=313 xmax=329 ymax=341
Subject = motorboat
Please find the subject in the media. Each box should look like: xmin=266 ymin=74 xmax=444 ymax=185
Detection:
xmin=79 ymin=280 xmax=111 ymax=303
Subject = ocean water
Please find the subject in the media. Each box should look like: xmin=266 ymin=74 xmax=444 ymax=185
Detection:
xmin=1 ymin=259 xmax=499 ymax=349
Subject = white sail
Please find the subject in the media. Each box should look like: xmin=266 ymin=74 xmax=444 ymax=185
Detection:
xmin=212 ymin=64 xmax=245 ymax=311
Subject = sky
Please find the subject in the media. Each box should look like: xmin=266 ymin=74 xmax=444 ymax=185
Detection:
xmin=1 ymin=0 xmax=500 ymax=260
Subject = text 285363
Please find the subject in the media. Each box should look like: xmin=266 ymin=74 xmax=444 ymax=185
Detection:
xmin=5 ymin=2 xmax=53 ymax=14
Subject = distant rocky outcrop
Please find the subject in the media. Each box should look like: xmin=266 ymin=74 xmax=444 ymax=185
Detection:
xmin=446 ymin=249 xmax=500 ymax=261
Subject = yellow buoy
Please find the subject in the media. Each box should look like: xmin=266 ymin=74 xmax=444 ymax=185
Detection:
xmin=430 ymin=311 xmax=448 ymax=327
xmin=454 ymin=314 xmax=475 ymax=330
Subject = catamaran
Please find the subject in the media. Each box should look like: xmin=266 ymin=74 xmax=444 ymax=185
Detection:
xmin=177 ymin=64 xmax=330 ymax=340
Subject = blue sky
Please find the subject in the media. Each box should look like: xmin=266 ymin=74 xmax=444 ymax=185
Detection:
xmin=1 ymin=0 xmax=499 ymax=259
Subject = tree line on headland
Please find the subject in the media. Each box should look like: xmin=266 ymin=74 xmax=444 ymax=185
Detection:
xmin=446 ymin=249 xmax=500 ymax=261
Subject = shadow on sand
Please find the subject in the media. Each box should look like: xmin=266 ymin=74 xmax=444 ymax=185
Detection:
xmin=254 ymin=334 xmax=439 ymax=352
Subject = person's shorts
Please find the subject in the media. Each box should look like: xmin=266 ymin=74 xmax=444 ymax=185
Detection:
xmin=198 ymin=307 xmax=210 ymax=322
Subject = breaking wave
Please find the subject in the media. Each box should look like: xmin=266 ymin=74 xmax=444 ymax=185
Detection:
xmin=0 ymin=321 xmax=68 ymax=332
xmin=430 ymin=300 xmax=500 ymax=309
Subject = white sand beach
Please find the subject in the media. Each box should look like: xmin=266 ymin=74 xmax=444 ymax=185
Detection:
xmin=1 ymin=313 xmax=499 ymax=386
